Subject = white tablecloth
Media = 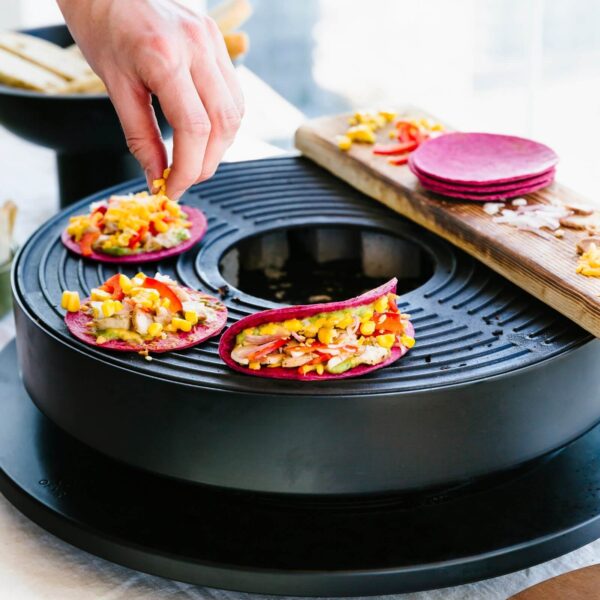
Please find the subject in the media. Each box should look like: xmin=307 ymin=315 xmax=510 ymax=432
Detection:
xmin=1 ymin=70 xmax=599 ymax=598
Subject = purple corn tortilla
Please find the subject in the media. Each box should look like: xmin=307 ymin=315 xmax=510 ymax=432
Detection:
xmin=61 ymin=205 xmax=207 ymax=264
xmin=219 ymin=278 xmax=415 ymax=380
xmin=409 ymin=133 xmax=558 ymax=185
xmin=417 ymin=172 xmax=554 ymax=201
xmin=411 ymin=164 xmax=555 ymax=193
xmin=65 ymin=289 xmax=227 ymax=354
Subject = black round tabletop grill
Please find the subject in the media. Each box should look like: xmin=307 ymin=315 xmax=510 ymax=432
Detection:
xmin=12 ymin=157 xmax=600 ymax=497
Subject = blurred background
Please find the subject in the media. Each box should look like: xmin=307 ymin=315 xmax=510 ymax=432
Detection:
xmin=2 ymin=0 xmax=600 ymax=197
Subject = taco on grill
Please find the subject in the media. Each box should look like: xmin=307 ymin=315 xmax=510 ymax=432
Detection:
xmin=219 ymin=278 xmax=415 ymax=380
xmin=63 ymin=272 xmax=227 ymax=354
xmin=61 ymin=173 xmax=207 ymax=263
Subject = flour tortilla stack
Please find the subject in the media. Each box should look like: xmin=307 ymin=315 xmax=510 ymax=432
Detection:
xmin=409 ymin=132 xmax=559 ymax=201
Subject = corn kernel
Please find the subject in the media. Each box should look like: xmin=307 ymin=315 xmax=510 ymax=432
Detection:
xmin=325 ymin=316 xmax=340 ymax=328
xmin=259 ymin=323 xmax=279 ymax=335
xmin=163 ymin=167 xmax=171 ymax=180
xmin=283 ymin=319 xmax=303 ymax=332
xmin=337 ymin=315 xmax=354 ymax=329
xmin=166 ymin=200 xmax=181 ymax=217
xmin=135 ymin=272 xmax=147 ymax=280
xmin=360 ymin=309 xmax=374 ymax=323
xmin=91 ymin=288 xmax=111 ymax=301
xmin=112 ymin=301 xmax=124 ymax=313
xmin=153 ymin=218 xmax=169 ymax=233
xmin=249 ymin=361 xmax=261 ymax=370
xmin=315 ymin=363 xmax=325 ymax=375
xmin=360 ymin=320 xmax=376 ymax=336
xmin=378 ymin=110 xmax=397 ymax=122
xmin=299 ymin=364 xmax=313 ymax=375
xmin=119 ymin=274 xmax=133 ymax=293
xmin=185 ymin=310 xmax=199 ymax=325
xmin=401 ymin=334 xmax=416 ymax=348
xmin=376 ymin=334 xmax=395 ymax=348
xmin=303 ymin=324 xmax=318 ymax=338
xmin=346 ymin=124 xmax=376 ymax=144
xmin=374 ymin=296 xmax=389 ymax=314
xmin=161 ymin=297 xmax=171 ymax=309
xmin=336 ymin=135 xmax=352 ymax=151
xmin=96 ymin=336 xmax=107 ymax=345
xmin=60 ymin=290 xmax=70 ymax=309
xmin=148 ymin=322 xmax=163 ymax=337
xmin=318 ymin=327 xmax=335 ymax=345
xmin=172 ymin=317 xmax=192 ymax=333
xmin=61 ymin=290 xmax=81 ymax=312
xmin=101 ymin=300 xmax=116 ymax=317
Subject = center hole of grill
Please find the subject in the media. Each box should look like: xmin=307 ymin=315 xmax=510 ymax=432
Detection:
xmin=219 ymin=226 xmax=434 ymax=305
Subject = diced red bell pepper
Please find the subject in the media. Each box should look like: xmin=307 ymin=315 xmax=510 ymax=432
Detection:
xmin=100 ymin=274 xmax=125 ymax=300
xmin=249 ymin=338 xmax=288 ymax=361
xmin=395 ymin=121 xmax=422 ymax=143
xmin=128 ymin=225 xmax=148 ymax=250
xmin=79 ymin=231 xmax=100 ymax=258
xmin=373 ymin=140 xmax=418 ymax=156
xmin=93 ymin=205 xmax=108 ymax=215
xmin=309 ymin=354 xmax=333 ymax=365
xmin=388 ymin=156 xmax=410 ymax=166
xmin=142 ymin=277 xmax=183 ymax=312
xmin=377 ymin=313 xmax=404 ymax=333
xmin=388 ymin=295 xmax=398 ymax=312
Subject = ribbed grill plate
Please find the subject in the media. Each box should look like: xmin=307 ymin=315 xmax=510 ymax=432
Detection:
xmin=15 ymin=157 xmax=591 ymax=395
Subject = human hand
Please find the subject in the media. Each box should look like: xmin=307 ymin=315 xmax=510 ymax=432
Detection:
xmin=57 ymin=0 xmax=244 ymax=199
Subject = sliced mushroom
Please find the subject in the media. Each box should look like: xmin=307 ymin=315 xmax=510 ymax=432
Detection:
xmin=282 ymin=354 xmax=315 ymax=368
xmin=576 ymin=237 xmax=600 ymax=255
xmin=95 ymin=316 xmax=130 ymax=330
xmin=559 ymin=214 xmax=596 ymax=230
xmin=564 ymin=202 xmax=595 ymax=216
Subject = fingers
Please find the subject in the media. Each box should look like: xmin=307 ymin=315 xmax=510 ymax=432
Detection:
xmin=153 ymin=71 xmax=211 ymax=200
xmin=207 ymin=19 xmax=245 ymax=117
xmin=190 ymin=57 xmax=242 ymax=183
xmin=107 ymin=79 xmax=168 ymax=189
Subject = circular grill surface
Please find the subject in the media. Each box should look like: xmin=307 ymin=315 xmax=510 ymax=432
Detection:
xmin=13 ymin=157 xmax=600 ymax=495
xmin=15 ymin=157 xmax=591 ymax=394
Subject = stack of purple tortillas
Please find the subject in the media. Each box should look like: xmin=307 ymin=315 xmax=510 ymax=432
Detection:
xmin=408 ymin=132 xmax=558 ymax=201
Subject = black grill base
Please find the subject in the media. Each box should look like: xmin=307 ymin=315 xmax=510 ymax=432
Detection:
xmin=1 ymin=340 xmax=600 ymax=597
xmin=12 ymin=157 xmax=600 ymax=496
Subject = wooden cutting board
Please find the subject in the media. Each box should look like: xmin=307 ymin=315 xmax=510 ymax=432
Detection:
xmin=295 ymin=110 xmax=600 ymax=338
xmin=508 ymin=564 xmax=600 ymax=599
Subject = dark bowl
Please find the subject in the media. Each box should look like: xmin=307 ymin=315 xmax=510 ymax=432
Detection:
xmin=0 ymin=24 xmax=172 ymax=205
xmin=0 ymin=24 xmax=171 ymax=153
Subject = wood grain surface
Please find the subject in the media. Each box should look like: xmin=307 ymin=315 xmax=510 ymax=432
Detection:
xmin=295 ymin=111 xmax=600 ymax=338
xmin=508 ymin=564 xmax=600 ymax=599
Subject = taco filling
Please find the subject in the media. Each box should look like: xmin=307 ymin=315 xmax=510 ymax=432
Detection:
xmin=63 ymin=272 xmax=226 ymax=352
xmin=230 ymin=292 xmax=414 ymax=376
xmin=65 ymin=185 xmax=193 ymax=258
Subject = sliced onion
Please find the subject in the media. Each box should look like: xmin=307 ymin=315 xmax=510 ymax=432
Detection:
xmin=244 ymin=333 xmax=289 ymax=345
